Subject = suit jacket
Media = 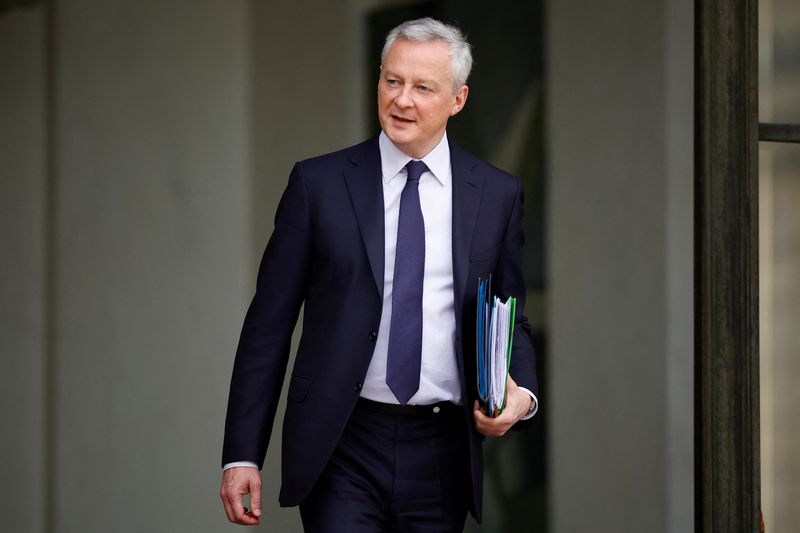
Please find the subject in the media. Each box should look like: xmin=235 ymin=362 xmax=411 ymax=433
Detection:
xmin=222 ymin=135 xmax=537 ymax=521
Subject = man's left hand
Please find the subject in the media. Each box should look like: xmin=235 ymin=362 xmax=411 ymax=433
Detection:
xmin=473 ymin=376 xmax=533 ymax=437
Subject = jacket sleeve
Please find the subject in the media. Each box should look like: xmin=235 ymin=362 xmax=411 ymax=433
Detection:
xmin=493 ymin=181 xmax=538 ymax=423
xmin=222 ymin=162 xmax=312 ymax=468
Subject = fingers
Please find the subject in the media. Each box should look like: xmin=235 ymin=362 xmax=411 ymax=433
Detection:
xmin=220 ymin=467 xmax=262 ymax=525
xmin=250 ymin=480 xmax=262 ymax=518
xmin=472 ymin=372 xmax=531 ymax=437
xmin=473 ymin=400 xmax=515 ymax=437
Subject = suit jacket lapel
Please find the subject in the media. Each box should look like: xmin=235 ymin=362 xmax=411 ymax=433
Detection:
xmin=450 ymin=142 xmax=485 ymax=323
xmin=343 ymin=137 xmax=385 ymax=297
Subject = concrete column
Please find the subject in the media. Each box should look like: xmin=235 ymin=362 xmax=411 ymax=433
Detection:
xmin=53 ymin=1 xmax=250 ymax=531
xmin=664 ymin=1 xmax=694 ymax=531
xmin=0 ymin=6 xmax=47 ymax=533
xmin=548 ymin=0 xmax=693 ymax=531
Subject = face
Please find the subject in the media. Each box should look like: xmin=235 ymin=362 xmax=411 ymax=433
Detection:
xmin=378 ymin=39 xmax=469 ymax=158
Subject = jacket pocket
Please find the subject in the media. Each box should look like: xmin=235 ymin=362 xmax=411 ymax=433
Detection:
xmin=287 ymin=374 xmax=312 ymax=403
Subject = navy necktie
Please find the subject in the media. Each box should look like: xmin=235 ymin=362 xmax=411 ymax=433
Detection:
xmin=386 ymin=160 xmax=428 ymax=405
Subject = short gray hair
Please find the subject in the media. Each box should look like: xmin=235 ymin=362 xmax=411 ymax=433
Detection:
xmin=381 ymin=17 xmax=473 ymax=92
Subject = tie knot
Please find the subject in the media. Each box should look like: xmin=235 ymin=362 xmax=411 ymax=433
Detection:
xmin=405 ymin=160 xmax=428 ymax=183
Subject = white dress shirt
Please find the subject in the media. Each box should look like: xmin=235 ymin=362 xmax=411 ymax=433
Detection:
xmin=360 ymin=132 xmax=461 ymax=405
xmin=362 ymin=132 xmax=537 ymax=415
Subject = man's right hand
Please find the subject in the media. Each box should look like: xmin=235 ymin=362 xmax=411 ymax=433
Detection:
xmin=220 ymin=467 xmax=263 ymax=525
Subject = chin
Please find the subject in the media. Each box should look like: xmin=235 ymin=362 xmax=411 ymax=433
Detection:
xmin=386 ymin=131 xmax=411 ymax=147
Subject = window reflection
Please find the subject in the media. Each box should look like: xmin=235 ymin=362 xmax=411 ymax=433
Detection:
xmin=759 ymin=0 xmax=800 ymax=530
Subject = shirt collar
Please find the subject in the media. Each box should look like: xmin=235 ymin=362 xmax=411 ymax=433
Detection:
xmin=378 ymin=131 xmax=450 ymax=187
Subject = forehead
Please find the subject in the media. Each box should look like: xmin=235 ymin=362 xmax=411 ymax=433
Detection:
xmin=382 ymin=39 xmax=452 ymax=80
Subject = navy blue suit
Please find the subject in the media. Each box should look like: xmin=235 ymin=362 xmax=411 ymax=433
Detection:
xmin=222 ymin=135 xmax=537 ymax=521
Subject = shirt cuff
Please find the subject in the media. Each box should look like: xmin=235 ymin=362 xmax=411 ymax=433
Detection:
xmin=223 ymin=461 xmax=259 ymax=471
xmin=516 ymin=387 xmax=539 ymax=420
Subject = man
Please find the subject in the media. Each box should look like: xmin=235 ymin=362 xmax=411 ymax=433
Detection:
xmin=220 ymin=17 xmax=538 ymax=532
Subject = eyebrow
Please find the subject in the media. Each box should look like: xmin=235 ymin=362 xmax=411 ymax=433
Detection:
xmin=381 ymin=70 xmax=440 ymax=87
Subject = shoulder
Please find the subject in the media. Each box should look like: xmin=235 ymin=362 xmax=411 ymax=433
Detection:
xmin=294 ymin=136 xmax=378 ymax=176
xmin=449 ymin=140 xmax=522 ymax=195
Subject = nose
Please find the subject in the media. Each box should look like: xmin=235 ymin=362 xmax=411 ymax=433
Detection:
xmin=394 ymin=86 xmax=413 ymax=108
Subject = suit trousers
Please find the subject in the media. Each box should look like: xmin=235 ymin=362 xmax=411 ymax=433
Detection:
xmin=298 ymin=399 xmax=470 ymax=533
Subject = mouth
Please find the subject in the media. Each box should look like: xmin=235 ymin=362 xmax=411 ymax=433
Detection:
xmin=390 ymin=114 xmax=415 ymax=125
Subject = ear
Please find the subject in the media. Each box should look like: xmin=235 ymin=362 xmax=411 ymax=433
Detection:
xmin=450 ymin=85 xmax=469 ymax=117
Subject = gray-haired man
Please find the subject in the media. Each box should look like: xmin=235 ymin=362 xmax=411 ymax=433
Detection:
xmin=220 ymin=17 xmax=538 ymax=532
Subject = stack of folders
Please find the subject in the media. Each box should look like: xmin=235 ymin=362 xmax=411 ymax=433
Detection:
xmin=476 ymin=275 xmax=517 ymax=418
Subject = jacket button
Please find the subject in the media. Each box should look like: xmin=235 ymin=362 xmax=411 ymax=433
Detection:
xmin=368 ymin=330 xmax=378 ymax=341
xmin=354 ymin=382 xmax=363 ymax=392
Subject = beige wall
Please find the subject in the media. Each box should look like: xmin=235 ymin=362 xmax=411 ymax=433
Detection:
xmin=2 ymin=1 xmax=253 ymax=531
xmin=53 ymin=1 xmax=252 ymax=531
xmin=548 ymin=0 xmax=693 ymax=531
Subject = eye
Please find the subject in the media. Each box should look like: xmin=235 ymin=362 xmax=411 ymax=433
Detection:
xmin=386 ymin=78 xmax=400 ymax=87
xmin=417 ymin=85 xmax=430 ymax=93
